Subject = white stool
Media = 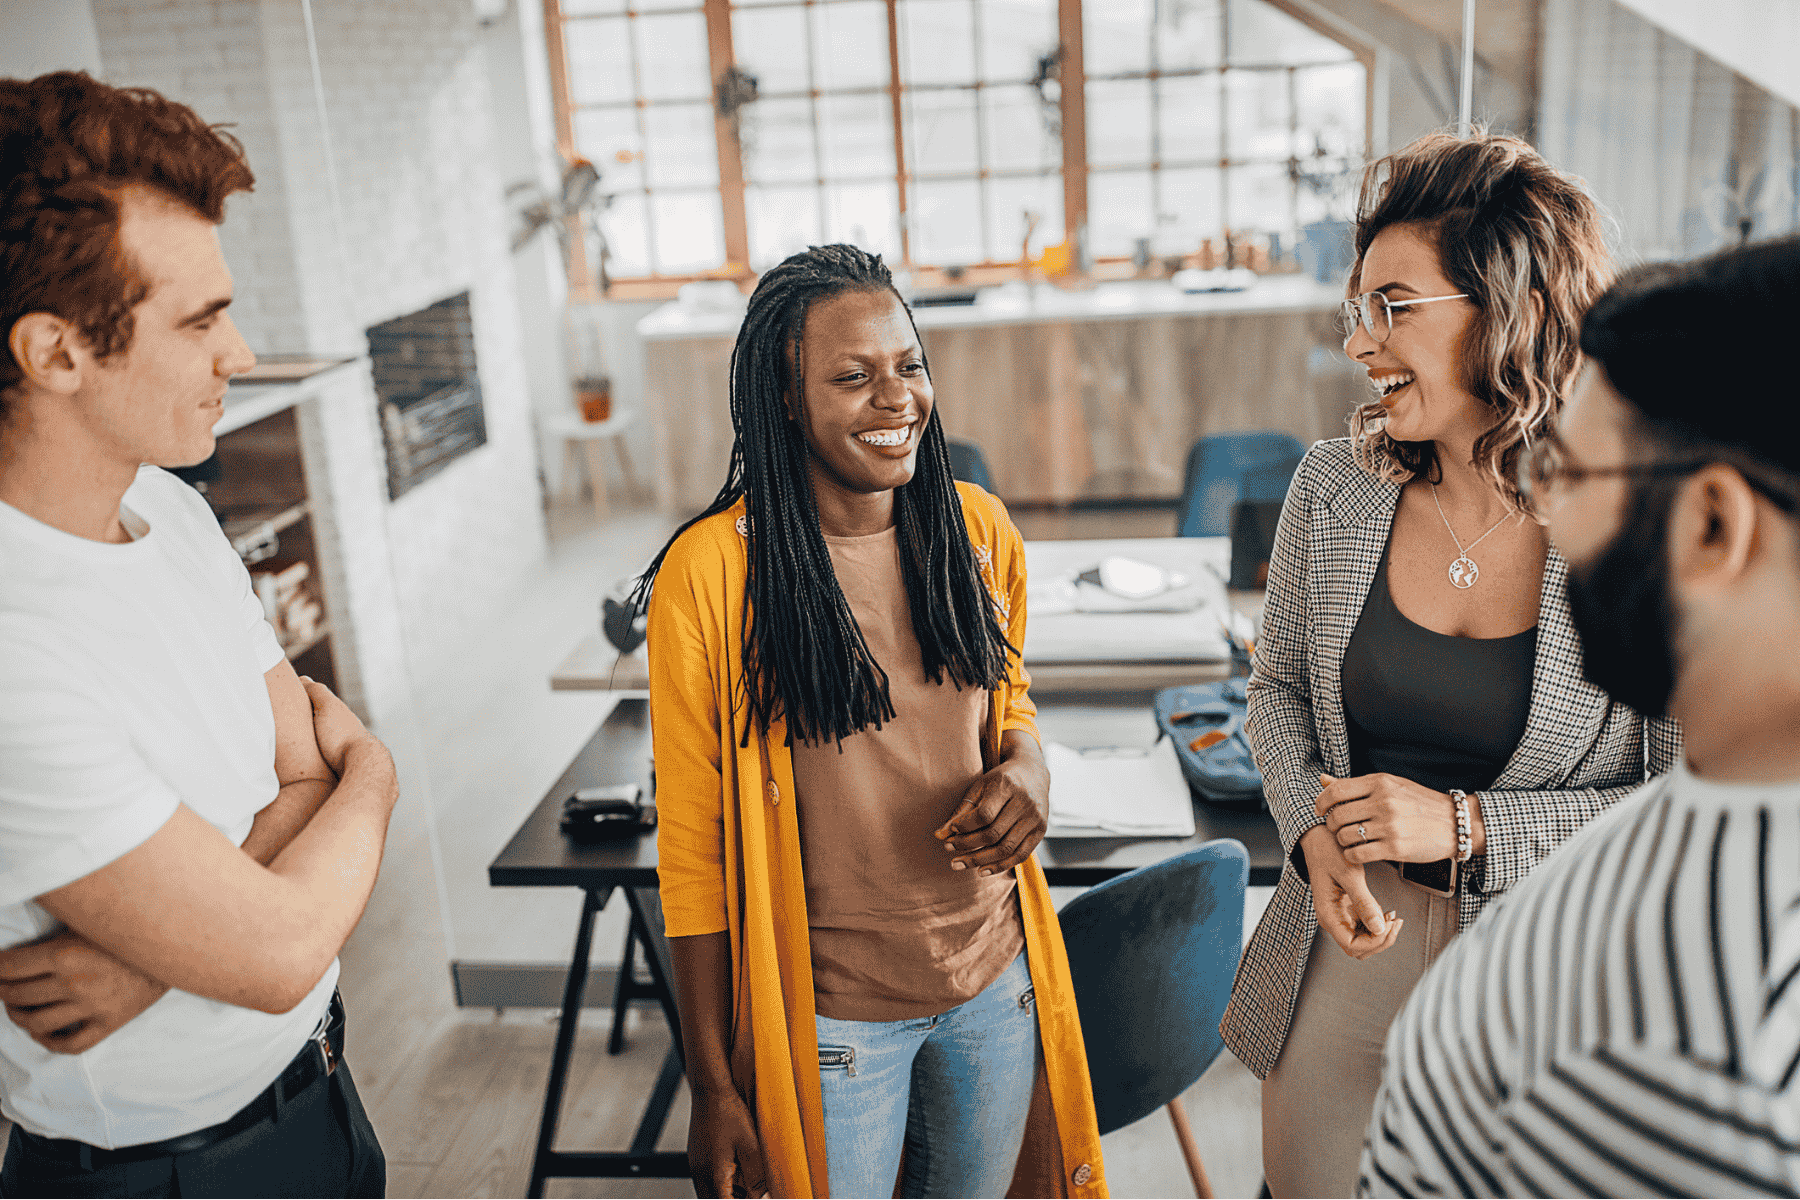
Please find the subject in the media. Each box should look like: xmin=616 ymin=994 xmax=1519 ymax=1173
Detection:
xmin=546 ymin=409 xmax=641 ymax=523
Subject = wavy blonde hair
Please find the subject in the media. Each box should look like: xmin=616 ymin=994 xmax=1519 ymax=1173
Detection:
xmin=1347 ymin=129 xmax=1611 ymax=517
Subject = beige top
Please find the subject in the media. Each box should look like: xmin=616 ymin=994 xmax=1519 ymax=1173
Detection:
xmin=792 ymin=525 xmax=1025 ymax=1022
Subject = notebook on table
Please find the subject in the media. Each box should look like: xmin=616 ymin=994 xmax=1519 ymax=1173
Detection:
xmin=1044 ymin=739 xmax=1197 ymax=839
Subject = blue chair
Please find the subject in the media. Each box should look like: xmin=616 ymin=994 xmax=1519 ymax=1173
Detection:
xmin=1059 ymin=840 xmax=1248 ymax=1198
xmin=1175 ymin=432 xmax=1306 ymax=538
xmin=946 ymin=437 xmax=995 ymax=493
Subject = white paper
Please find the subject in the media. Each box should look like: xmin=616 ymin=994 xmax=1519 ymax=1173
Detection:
xmin=1045 ymin=739 xmax=1196 ymax=839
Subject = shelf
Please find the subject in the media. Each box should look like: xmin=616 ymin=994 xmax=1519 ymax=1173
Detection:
xmin=214 ymin=357 xmax=361 ymax=437
xmin=224 ymin=502 xmax=310 ymax=562
xmin=282 ymin=625 xmax=330 ymax=661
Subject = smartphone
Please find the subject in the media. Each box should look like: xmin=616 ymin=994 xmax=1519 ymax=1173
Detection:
xmin=1399 ymin=857 xmax=1457 ymax=898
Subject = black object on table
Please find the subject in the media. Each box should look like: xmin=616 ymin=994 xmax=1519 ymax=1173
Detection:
xmin=489 ymin=696 xmax=1284 ymax=1196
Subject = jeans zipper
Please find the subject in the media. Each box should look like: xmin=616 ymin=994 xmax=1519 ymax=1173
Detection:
xmin=1019 ymin=986 xmax=1036 ymax=1012
xmin=819 ymin=1047 xmax=857 ymax=1077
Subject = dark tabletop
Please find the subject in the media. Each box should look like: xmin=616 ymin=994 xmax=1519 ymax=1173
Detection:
xmin=489 ymin=698 xmax=1284 ymax=890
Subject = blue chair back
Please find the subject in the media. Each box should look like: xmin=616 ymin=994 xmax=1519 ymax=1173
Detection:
xmin=1058 ymin=840 xmax=1247 ymax=1135
xmin=946 ymin=438 xmax=995 ymax=493
xmin=1176 ymin=432 xmax=1306 ymax=538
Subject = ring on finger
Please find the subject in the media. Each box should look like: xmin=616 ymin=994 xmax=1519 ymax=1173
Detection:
xmin=1359 ymin=823 xmax=1369 ymax=844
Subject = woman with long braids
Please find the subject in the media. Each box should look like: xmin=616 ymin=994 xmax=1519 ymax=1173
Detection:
xmin=637 ymin=245 xmax=1104 ymax=1199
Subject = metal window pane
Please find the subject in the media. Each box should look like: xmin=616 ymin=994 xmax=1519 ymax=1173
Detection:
xmin=573 ymin=107 xmax=647 ymax=192
xmin=600 ymin=191 xmax=652 ymax=276
xmin=746 ymin=184 xmax=823 ymax=268
xmin=730 ymin=5 xmax=809 ymax=97
xmin=1155 ymin=0 xmax=1222 ymax=71
xmin=650 ymin=190 xmax=726 ymax=272
xmin=820 ymin=92 xmax=895 ymax=180
xmin=906 ymin=88 xmax=980 ymax=175
xmin=1157 ymin=166 xmax=1223 ymax=255
xmin=1294 ymin=61 xmax=1366 ymax=156
xmin=909 ymin=178 xmax=984 ymax=263
xmin=1223 ymin=68 xmax=1290 ymax=160
xmin=983 ymin=174 xmax=1062 ymax=262
xmin=812 ymin=1 xmax=890 ymax=93
xmin=978 ymin=0 xmax=1059 ymax=82
xmin=901 ymin=0 xmax=976 ymax=86
xmin=823 ymin=181 xmax=902 ymax=259
xmin=1158 ymin=75 xmax=1222 ymax=165
xmin=1086 ymin=79 xmax=1153 ymax=167
xmin=1082 ymin=0 xmax=1152 ymax=78
xmin=564 ymin=18 xmax=635 ymax=106
xmin=635 ymin=11 xmax=712 ymax=101
xmin=1087 ymin=169 xmax=1154 ymax=258
xmin=644 ymin=103 xmax=721 ymax=188
xmin=1227 ymin=0 xmax=1356 ymax=66
xmin=1225 ymin=160 xmax=1289 ymax=235
xmin=741 ymin=96 xmax=820 ymax=184
xmin=982 ymin=84 xmax=1060 ymax=173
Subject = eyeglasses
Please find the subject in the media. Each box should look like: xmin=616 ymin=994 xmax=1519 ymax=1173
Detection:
xmin=1519 ymin=430 xmax=1800 ymax=512
xmin=1338 ymin=291 xmax=1469 ymax=345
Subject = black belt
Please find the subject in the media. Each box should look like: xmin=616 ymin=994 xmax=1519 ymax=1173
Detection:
xmin=17 ymin=990 xmax=346 ymax=1170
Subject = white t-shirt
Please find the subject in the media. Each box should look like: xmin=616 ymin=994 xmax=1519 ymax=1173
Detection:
xmin=0 ymin=465 xmax=337 ymax=1148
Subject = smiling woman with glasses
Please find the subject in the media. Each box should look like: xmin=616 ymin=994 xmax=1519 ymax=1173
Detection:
xmin=1219 ymin=130 xmax=1683 ymax=1198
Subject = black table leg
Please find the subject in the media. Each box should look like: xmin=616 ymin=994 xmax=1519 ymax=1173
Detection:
xmin=527 ymin=885 xmax=691 ymax=1195
xmin=527 ymin=885 xmax=610 ymax=1199
xmin=607 ymin=919 xmax=637 ymax=1056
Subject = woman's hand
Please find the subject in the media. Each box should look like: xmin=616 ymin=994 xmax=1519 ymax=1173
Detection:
xmin=688 ymin=1084 xmax=768 ymax=1198
xmin=1299 ymin=825 xmax=1403 ymax=960
xmin=1316 ymin=772 xmax=1485 ymax=864
xmin=935 ymin=730 xmax=1049 ymax=877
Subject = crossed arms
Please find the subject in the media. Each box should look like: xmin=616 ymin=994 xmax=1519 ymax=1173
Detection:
xmin=0 ymin=658 xmax=396 ymax=1052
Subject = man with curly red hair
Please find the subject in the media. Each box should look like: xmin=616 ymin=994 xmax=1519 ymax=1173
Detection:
xmin=0 ymin=71 xmax=393 ymax=1196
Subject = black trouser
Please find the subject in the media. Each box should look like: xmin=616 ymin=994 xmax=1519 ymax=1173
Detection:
xmin=1 ymin=1030 xmax=384 ymax=1197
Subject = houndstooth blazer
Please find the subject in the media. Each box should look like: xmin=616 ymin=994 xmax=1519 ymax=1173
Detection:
xmin=1218 ymin=438 xmax=1682 ymax=1080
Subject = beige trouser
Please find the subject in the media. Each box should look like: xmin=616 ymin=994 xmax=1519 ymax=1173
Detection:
xmin=1261 ymin=860 xmax=1459 ymax=1199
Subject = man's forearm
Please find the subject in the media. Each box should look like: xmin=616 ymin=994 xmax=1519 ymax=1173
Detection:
xmin=41 ymin=736 xmax=398 ymax=1015
xmin=241 ymin=779 xmax=333 ymax=866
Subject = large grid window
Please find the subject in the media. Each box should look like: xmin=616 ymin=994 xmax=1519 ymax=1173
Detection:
xmin=560 ymin=1 xmax=724 ymax=277
xmin=547 ymin=0 xmax=1367 ymax=289
xmin=1082 ymin=0 xmax=1365 ymax=261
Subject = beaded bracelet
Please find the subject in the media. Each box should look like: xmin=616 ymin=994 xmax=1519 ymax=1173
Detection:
xmin=1449 ymin=789 xmax=1473 ymax=863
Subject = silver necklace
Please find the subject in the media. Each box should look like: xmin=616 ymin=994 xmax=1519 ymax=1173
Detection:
xmin=1430 ymin=482 xmax=1512 ymax=589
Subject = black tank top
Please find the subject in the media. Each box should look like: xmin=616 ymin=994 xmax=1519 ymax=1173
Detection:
xmin=1342 ymin=530 xmax=1538 ymax=793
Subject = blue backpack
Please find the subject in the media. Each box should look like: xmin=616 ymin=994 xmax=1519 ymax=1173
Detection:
xmin=1153 ymin=677 xmax=1265 ymax=810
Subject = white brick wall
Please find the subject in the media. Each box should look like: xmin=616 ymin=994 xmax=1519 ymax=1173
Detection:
xmin=93 ymin=0 xmax=549 ymax=731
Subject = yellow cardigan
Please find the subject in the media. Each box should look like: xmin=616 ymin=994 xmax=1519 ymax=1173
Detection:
xmin=647 ymin=483 xmax=1106 ymax=1199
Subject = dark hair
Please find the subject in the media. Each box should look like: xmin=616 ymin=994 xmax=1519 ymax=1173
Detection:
xmin=1348 ymin=128 xmax=1611 ymax=515
xmin=1581 ymin=233 xmax=1800 ymax=494
xmin=632 ymin=244 xmax=1012 ymax=745
xmin=1 ymin=71 xmax=254 ymax=402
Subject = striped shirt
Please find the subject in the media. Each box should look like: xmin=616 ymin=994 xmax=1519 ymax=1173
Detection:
xmin=1360 ymin=761 xmax=1800 ymax=1197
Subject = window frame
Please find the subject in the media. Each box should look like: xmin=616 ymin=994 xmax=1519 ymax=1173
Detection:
xmin=542 ymin=0 xmax=1374 ymax=298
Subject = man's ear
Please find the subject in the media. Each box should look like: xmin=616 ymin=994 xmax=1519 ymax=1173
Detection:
xmin=1668 ymin=465 xmax=1760 ymax=592
xmin=7 ymin=313 xmax=85 ymax=397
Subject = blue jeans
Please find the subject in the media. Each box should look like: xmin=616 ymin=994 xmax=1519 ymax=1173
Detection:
xmin=815 ymin=952 xmax=1040 ymax=1199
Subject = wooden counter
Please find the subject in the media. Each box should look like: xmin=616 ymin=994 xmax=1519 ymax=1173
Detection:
xmin=638 ymin=276 xmax=1360 ymax=511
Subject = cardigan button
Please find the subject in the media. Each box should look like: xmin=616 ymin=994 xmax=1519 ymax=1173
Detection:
xmin=765 ymin=780 xmax=780 ymax=806
xmin=1072 ymin=1163 xmax=1092 ymax=1186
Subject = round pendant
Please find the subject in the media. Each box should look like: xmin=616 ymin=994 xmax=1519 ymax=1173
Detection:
xmin=1448 ymin=556 xmax=1479 ymax=589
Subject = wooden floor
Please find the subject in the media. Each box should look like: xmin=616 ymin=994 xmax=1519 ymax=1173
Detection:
xmin=330 ymin=494 xmax=1268 ymax=1198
